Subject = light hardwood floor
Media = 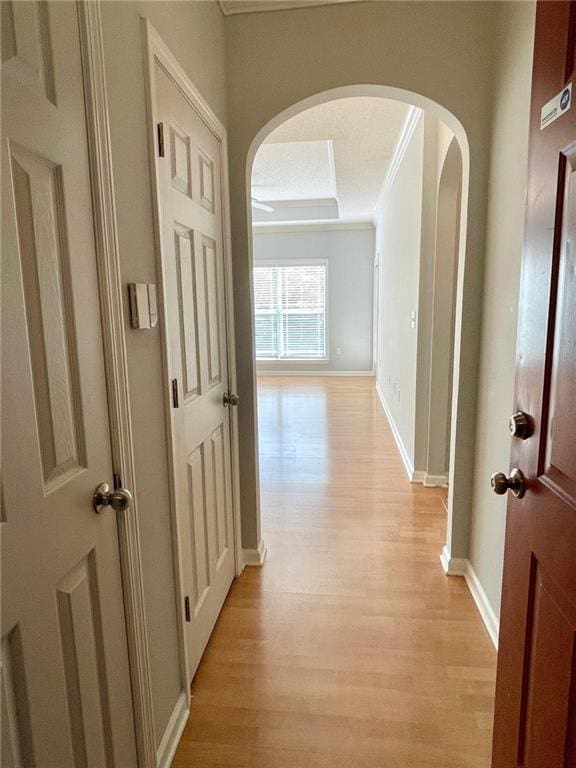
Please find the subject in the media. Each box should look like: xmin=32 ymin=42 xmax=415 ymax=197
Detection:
xmin=173 ymin=377 xmax=496 ymax=767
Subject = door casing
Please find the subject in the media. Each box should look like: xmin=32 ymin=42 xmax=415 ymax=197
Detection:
xmin=70 ymin=3 xmax=157 ymax=766
xmin=141 ymin=18 xmax=244 ymax=696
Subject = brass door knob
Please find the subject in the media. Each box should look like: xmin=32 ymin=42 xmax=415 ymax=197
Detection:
xmin=490 ymin=468 xmax=526 ymax=498
xmin=223 ymin=392 xmax=240 ymax=407
xmin=93 ymin=483 xmax=133 ymax=514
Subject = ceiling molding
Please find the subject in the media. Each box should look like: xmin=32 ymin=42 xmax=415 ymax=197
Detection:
xmin=327 ymin=140 xmax=338 ymax=200
xmin=252 ymin=219 xmax=374 ymax=234
xmin=219 ymin=0 xmax=358 ymax=15
xmin=258 ymin=197 xmax=338 ymax=208
xmin=373 ymin=106 xmax=423 ymax=215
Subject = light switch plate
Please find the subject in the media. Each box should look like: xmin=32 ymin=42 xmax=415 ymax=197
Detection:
xmin=128 ymin=282 xmax=158 ymax=329
xmin=147 ymin=283 xmax=158 ymax=328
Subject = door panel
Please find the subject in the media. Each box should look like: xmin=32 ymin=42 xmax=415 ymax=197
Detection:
xmin=1 ymin=0 xmax=56 ymax=103
xmin=543 ymin=147 xmax=576 ymax=491
xmin=1 ymin=627 xmax=33 ymax=768
xmin=175 ymin=226 xmax=201 ymax=399
xmin=1 ymin=3 xmax=136 ymax=766
xmin=518 ymin=562 xmax=576 ymax=766
xmin=156 ymin=65 xmax=235 ymax=681
xmin=10 ymin=145 xmax=86 ymax=489
xmin=203 ymin=237 xmax=223 ymax=387
xmin=211 ymin=423 xmax=229 ymax=565
xmin=56 ymin=553 xmax=113 ymax=768
xmin=492 ymin=2 xmax=576 ymax=766
xmin=187 ymin=445 xmax=209 ymax=608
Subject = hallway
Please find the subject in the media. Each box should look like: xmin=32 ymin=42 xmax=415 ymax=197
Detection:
xmin=173 ymin=377 xmax=496 ymax=767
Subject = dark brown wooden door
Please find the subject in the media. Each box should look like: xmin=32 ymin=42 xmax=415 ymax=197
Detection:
xmin=492 ymin=3 xmax=576 ymax=766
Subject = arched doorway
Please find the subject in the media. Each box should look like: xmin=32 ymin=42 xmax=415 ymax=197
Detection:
xmin=240 ymin=86 xmax=469 ymax=575
xmin=426 ymin=136 xmax=463 ymax=486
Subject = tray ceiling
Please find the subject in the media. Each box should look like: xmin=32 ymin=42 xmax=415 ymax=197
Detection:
xmin=252 ymin=97 xmax=410 ymax=221
xmin=219 ymin=0 xmax=358 ymax=15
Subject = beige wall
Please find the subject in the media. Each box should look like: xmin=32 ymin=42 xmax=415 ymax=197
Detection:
xmin=100 ymin=0 xmax=227 ymax=746
xmin=375 ymin=112 xmax=459 ymax=484
xmin=414 ymin=114 xmax=441 ymax=476
xmin=375 ymin=118 xmax=424 ymax=465
xmin=224 ymin=0 xmax=497 ymax=556
xmin=469 ymin=0 xmax=536 ymax=619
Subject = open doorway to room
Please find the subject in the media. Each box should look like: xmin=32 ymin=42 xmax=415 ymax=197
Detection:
xmin=249 ymin=98 xmax=395 ymax=568
xmin=249 ymin=97 xmax=463 ymax=547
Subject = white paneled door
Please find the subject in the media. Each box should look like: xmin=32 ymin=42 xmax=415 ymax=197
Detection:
xmin=155 ymin=64 xmax=236 ymax=681
xmin=1 ymin=3 xmax=137 ymax=767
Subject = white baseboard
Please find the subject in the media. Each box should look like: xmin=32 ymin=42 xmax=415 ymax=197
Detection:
xmin=423 ymin=473 xmax=448 ymax=487
xmin=243 ymin=539 xmax=267 ymax=566
xmin=463 ymin=560 xmax=499 ymax=650
xmin=257 ymin=370 xmax=374 ymax=377
xmin=375 ymin=383 xmax=416 ymax=482
xmin=439 ymin=545 xmax=467 ymax=575
xmin=439 ymin=546 xmax=499 ymax=650
xmin=374 ymin=385 xmax=449 ymax=489
xmin=156 ymin=691 xmax=189 ymax=768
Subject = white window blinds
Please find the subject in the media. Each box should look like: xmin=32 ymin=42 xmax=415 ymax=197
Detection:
xmin=254 ymin=263 xmax=327 ymax=360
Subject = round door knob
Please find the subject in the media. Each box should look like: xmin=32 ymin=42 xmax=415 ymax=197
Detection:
xmin=93 ymin=483 xmax=133 ymax=514
xmin=223 ymin=392 xmax=240 ymax=407
xmin=509 ymin=411 xmax=532 ymax=439
xmin=490 ymin=468 xmax=526 ymax=499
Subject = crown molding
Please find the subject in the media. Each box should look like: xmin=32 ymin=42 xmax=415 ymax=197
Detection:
xmin=255 ymin=197 xmax=338 ymax=209
xmin=373 ymin=106 xmax=423 ymax=215
xmin=219 ymin=0 xmax=358 ymax=16
xmin=252 ymin=219 xmax=374 ymax=234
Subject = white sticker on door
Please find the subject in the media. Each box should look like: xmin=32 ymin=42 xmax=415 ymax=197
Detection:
xmin=540 ymin=83 xmax=572 ymax=130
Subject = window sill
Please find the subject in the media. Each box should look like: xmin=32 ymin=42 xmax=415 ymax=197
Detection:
xmin=256 ymin=358 xmax=330 ymax=363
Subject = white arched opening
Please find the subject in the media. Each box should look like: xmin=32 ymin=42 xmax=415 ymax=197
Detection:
xmin=242 ymin=85 xmax=470 ymax=569
xmin=426 ymin=136 xmax=463 ymax=483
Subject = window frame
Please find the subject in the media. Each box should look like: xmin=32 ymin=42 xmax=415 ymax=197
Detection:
xmin=253 ymin=258 xmax=330 ymax=362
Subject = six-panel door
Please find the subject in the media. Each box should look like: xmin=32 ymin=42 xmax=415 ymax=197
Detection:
xmin=492 ymin=3 xmax=576 ymax=765
xmin=1 ymin=3 xmax=137 ymax=766
xmin=156 ymin=64 xmax=236 ymax=682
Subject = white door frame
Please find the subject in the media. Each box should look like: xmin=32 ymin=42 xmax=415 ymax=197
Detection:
xmin=76 ymin=3 xmax=156 ymax=767
xmin=141 ymin=18 xmax=244 ymax=696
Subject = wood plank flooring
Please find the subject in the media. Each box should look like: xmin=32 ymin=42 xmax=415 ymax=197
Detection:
xmin=173 ymin=377 xmax=496 ymax=767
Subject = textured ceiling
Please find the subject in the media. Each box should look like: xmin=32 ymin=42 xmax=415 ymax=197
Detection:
xmin=252 ymin=140 xmax=336 ymax=201
xmin=251 ymin=97 xmax=410 ymax=220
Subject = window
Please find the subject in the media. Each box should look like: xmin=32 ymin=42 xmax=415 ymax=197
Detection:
xmin=253 ymin=262 xmax=327 ymax=360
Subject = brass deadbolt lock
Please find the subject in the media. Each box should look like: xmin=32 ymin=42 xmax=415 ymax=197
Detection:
xmin=509 ymin=411 xmax=532 ymax=440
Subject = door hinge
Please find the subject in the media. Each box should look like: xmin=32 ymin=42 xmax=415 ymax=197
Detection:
xmin=113 ymin=472 xmax=122 ymax=491
xmin=171 ymin=378 xmax=179 ymax=408
xmin=184 ymin=596 xmax=191 ymax=622
xmin=157 ymin=122 xmax=165 ymax=158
